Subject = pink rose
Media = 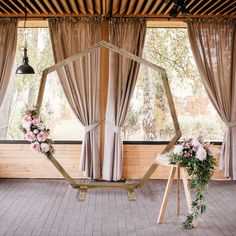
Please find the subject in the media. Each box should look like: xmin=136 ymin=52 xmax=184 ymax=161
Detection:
xmin=31 ymin=142 xmax=41 ymax=152
xmin=23 ymin=114 xmax=32 ymax=123
xmin=25 ymin=131 xmax=36 ymax=142
xmin=37 ymin=131 xmax=48 ymax=142
xmin=32 ymin=118 xmax=41 ymax=127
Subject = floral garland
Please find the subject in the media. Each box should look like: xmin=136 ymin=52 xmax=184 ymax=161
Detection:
xmin=21 ymin=107 xmax=54 ymax=158
xmin=169 ymin=137 xmax=217 ymax=229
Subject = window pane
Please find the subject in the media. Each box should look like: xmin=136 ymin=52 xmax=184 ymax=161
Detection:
xmin=123 ymin=28 xmax=225 ymax=141
xmin=0 ymin=28 xmax=84 ymax=140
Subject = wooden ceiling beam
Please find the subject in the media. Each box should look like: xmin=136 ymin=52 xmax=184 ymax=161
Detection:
xmin=156 ymin=1 xmax=168 ymax=15
xmin=0 ymin=4 xmax=10 ymax=14
xmin=43 ymin=0 xmax=56 ymax=14
xmin=149 ymin=0 xmax=162 ymax=15
xmin=60 ymin=0 xmax=71 ymax=14
xmin=203 ymin=0 xmax=221 ymax=15
xmin=186 ymin=0 xmax=195 ymax=9
xmin=51 ymin=0 xmax=63 ymax=14
xmin=193 ymin=0 xmax=215 ymax=16
xmin=77 ymin=0 xmax=86 ymax=15
xmin=8 ymin=0 xmax=24 ymax=14
xmin=127 ymin=0 xmax=137 ymax=15
xmin=35 ymin=0 xmax=48 ymax=14
xmin=223 ymin=5 xmax=236 ymax=16
xmin=17 ymin=0 xmax=33 ymax=14
xmin=215 ymin=1 xmax=235 ymax=16
xmin=94 ymin=0 xmax=101 ymax=14
xmin=1 ymin=1 xmax=18 ymax=14
xmin=119 ymin=0 xmax=128 ymax=14
xmin=189 ymin=0 xmax=204 ymax=13
xmin=26 ymin=0 xmax=40 ymax=14
xmin=68 ymin=0 xmax=79 ymax=14
xmin=163 ymin=2 xmax=175 ymax=16
xmin=134 ymin=0 xmax=144 ymax=15
xmin=85 ymin=0 xmax=94 ymax=14
xmin=112 ymin=0 xmax=120 ymax=15
xmin=207 ymin=0 xmax=228 ymax=15
xmin=141 ymin=0 xmax=153 ymax=15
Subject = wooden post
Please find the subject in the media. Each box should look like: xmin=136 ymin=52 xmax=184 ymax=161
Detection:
xmin=157 ymin=166 xmax=176 ymax=223
xmin=100 ymin=20 xmax=109 ymax=170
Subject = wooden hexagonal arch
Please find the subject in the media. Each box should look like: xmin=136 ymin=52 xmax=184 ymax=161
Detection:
xmin=35 ymin=41 xmax=181 ymax=200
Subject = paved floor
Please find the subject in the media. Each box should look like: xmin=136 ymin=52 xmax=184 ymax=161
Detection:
xmin=0 ymin=179 xmax=236 ymax=236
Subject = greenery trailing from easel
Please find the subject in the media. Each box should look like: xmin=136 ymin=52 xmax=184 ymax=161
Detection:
xmin=169 ymin=137 xmax=217 ymax=229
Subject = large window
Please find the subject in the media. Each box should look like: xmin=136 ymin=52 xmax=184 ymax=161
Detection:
xmin=0 ymin=26 xmax=224 ymax=141
xmin=122 ymin=28 xmax=224 ymax=141
xmin=0 ymin=28 xmax=84 ymax=140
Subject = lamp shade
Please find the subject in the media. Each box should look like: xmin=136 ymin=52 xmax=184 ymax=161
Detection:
xmin=16 ymin=47 xmax=35 ymax=74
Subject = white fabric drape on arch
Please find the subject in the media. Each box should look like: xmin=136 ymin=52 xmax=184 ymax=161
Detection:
xmin=0 ymin=18 xmax=17 ymax=107
xmin=187 ymin=19 xmax=236 ymax=179
xmin=49 ymin=17 xmax=102 ymax=179
xmin=102 ymin=18 xmax=147 ymax=181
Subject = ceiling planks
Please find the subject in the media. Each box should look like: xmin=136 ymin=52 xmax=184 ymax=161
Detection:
xmin=0 ymin=0 xmax=235 ymax=18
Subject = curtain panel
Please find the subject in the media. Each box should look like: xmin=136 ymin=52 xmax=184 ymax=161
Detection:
xmin=0 ymin=18 xmax=17 ymax=106
xmin=187 ymin=19 xmax=236 ymax=179
xmin=49 ymin=17 xmax=102 ymax=179
xmin=102 ymin=18 xmax=146 ymax=181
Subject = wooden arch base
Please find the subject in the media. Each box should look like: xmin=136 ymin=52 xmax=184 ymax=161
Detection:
xmin=35 ymin=41 xmax=182 ymax=201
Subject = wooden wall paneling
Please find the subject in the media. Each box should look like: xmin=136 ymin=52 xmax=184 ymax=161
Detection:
xmin=0 ymin=144 xmax=225 ymax=179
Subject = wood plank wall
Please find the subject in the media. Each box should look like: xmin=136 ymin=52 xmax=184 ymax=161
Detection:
xmin=0 ymin=144 xmax=225 ymax=179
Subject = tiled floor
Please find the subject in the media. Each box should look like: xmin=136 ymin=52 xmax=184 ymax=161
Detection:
xmin=0 ymin=179 xmax=235 ymax=236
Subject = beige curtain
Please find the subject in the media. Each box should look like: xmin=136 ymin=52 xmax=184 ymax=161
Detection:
xmin=187 ymin=19 xmax=236 ymax=179
xmin=102 ymin=18 xmax=146 ymax=181
xmin=49 ymin=17 xmax=102 ymax=179
xmin=0 ymin=18 xmax=17 ymax=106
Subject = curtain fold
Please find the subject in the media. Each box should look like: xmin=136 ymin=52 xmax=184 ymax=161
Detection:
xmin=49 ymin=17 xmax=102 ymax=179
xmin=187 ymin=19 xmax=236 ymax=179
xmin=0 ymin=18 xmax=17 ymax=107
xmin=102 ymin=18 xmax=146 ymax=181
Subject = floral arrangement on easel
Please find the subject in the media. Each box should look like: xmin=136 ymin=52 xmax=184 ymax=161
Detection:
xmin=21 ymin=107 xmax=54 ymax=158
xmin=169 ymin=137 xmax=217 ymax=229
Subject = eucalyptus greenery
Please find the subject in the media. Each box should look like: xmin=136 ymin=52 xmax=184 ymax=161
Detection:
xmin=169 ymin=138 xmax=216 ymax=229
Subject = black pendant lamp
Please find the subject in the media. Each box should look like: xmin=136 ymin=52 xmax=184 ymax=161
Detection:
xmin=16 ymin=0 xmax=35 ymax=74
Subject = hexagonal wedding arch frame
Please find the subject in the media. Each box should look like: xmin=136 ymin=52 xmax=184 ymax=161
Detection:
xmin=35 ymin=41 xmax=181 ymax=200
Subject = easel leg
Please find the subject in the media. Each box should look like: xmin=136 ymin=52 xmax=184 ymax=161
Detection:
xmin=177 ymin=166 xmax=180 ymax=216
xmin=181 ymin=168 xmax=197 ymax=228
xmin=157 ymin=166 xmax=176 ymax=224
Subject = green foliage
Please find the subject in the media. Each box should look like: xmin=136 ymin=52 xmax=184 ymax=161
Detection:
xmin=170 ymin=150 xmax=216 ymax=229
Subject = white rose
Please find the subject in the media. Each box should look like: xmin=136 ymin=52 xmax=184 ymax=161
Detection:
xmin=173 ymin=145 xmax=183 ymax=155
xmin=196 ymin=146 xmax=207 ymax=161
xmin=33 ymin=129 xmax=39 ymax=134
xmin=40 ymin=143 xmax=50 ymax=153
xmin=38 ymin=123 xmax=45 ymax=131
xmin=191 ymin=139 xmax=201 ymax=148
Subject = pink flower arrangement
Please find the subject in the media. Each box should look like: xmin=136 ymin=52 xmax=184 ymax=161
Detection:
xmin=21 ymin=107 xmax=54 ymax=158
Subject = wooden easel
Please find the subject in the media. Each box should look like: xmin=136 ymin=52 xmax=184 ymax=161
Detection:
xmin=156 ymin=159 xmax=197 ymax=228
